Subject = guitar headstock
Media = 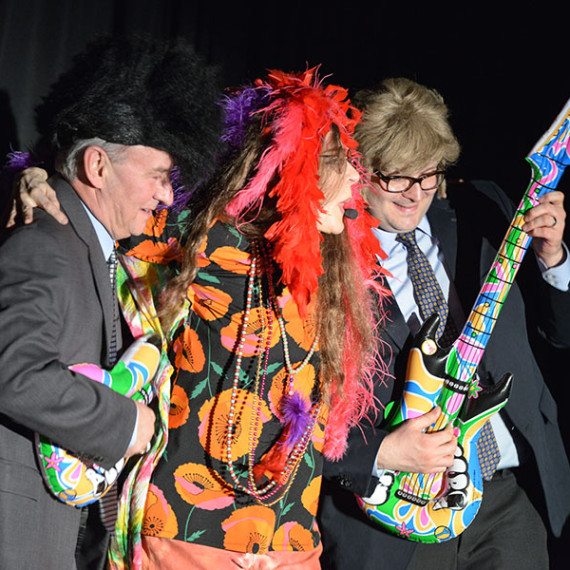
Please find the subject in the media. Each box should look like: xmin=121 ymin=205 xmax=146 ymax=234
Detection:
xmin=525 ymin=96 xmax=570 ymax=199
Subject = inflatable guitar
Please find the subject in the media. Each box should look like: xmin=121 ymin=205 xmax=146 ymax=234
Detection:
xmin=35 ymin=335 xmax=160 ymax=507
xmin=357 ymin=96 xmax=570 ymax=543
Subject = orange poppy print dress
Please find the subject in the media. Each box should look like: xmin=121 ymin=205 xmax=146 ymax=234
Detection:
xmin=129 ymin=218 xmax=326 ymax=555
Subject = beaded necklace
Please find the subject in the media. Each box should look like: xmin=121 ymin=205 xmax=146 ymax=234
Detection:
xmin=225 ymin=239 xmax=321 ymax=505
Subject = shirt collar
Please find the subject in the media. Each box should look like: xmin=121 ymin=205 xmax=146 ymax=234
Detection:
xmin=80 ymin=201 xmax=116 ymax=260
xmin=371 ymin=216 xmax=433 ymax=256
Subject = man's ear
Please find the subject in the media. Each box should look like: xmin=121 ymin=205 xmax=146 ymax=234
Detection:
xmin=81 ymin=146 xmax=108 ymax=188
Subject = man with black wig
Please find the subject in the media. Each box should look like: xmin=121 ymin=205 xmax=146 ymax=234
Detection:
xmin=0 ymin=35 xmax=221 ymax=569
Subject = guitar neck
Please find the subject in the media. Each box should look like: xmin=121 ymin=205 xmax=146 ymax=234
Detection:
xmin=446 ymin=179 xmax=544 ymax=383
xmin=446 ymin=99 xmax=570 ymax=384
xmin=446 ymin=99 xmax=570 ymax=382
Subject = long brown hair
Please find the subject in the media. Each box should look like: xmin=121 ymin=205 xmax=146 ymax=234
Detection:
xmin=159 ymin=120 xmax=379 ymax=405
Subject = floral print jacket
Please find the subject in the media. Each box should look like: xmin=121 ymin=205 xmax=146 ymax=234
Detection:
xmin=111 ymin=211 xmax=327 ymax=566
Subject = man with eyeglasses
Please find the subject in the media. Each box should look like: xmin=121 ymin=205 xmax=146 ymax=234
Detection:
xmin=319 ymin=77 xmax=570 ymax=569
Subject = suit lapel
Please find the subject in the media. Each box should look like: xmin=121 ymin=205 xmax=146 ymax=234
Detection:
xmin=377 ymin=289 xmax=409 ymax=351
xmin=53 ymin=177 xmax=116 ymax=366
xmin=427 ymin=196 xmax=458 ymax=279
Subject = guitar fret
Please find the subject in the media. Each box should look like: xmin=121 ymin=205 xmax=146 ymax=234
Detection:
xmin=465 ymin=316 xmax=499 ymax=331
xmin=501 ymin=244 xmax=528 ymax=258
xmin=465 ymin=305 xmax=502 ymax=322
xmin=483 ymin=280 xmax=511 ymax=291
xmin=502 ymin=237 xmax=527 ymax=250
xmin=476 ymin=291 xmax=508 ymax=303
xmin=458 ymin=330 xmax=493 ymax=344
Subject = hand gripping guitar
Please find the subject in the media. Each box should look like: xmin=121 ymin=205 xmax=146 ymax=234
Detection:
xmin=35 ymin=335 xmax=161 ymax=507
xmin=357 ymin=96 xmax=570 ymax=543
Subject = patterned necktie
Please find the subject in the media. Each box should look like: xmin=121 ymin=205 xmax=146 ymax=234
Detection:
xmin=477 ymin=415 xmax=501 ymax=480
xmin=396 ymin=231 xmax=454 ymax=344
xmin=107 ymin=248 xmax=119 ymax=367
xmin=396 ymin=230 xmax=500 ymax=480
xmin=101 ymin=248 xmax=119 ymax=532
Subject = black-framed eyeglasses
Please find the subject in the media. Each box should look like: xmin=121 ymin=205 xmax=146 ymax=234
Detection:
xmin=374 ymin=170 xmax=446 ymax=193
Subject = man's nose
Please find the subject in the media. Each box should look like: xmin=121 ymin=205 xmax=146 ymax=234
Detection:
xmin=157 ymin=183 xmax=174 ymax=207
xmin=402 ymin=181 xmax=423 ymax=199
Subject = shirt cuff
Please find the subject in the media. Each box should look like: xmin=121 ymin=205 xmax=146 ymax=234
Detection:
xmin=372 ymin=447 xmax=385 ymax=480
xmin=537 ymin=242 xmax=570 ymax=292
xmin=127 ymin=405 xmax=139 ymax=451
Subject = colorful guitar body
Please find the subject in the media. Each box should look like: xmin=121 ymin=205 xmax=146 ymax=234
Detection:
xmin=35 ymin=335 xmax=160 ymax=507
xmin=358 ymin=316 xmax=512 ymax=542
xmin=358 ymin=95 xmax=570 ymax=542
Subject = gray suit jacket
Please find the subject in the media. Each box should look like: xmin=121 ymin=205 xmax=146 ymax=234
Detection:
xmin=0 ymin=177 xmax=137 ymax=569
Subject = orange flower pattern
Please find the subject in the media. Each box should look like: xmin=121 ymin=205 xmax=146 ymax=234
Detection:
xmin=187 ymin=283 xmax=233 ymax=322
xmin=281 ymin=294 xmax=319 ymax=352
xmin=173 ymin=463 xmax=234 ymax=510
xmin=221 ymin=505 xmax=276 ymax=554
xmin=123 ymin=209 xmax=183 ymax=265
xmin=220 ymin=306 xmax=281 ymax=357
xmin=272 ymin=521 xmax=315 ymax=551
xmin=301 ymin=476 xmax=321 ymax=517
xmin=268 ymin=364 xmax=316 ymax=420
xmin=132 ymin=220 xmax=324 ymax=552
xmin=172 ymin=326 xmax=205 ymax=374
xmin=197 ymin=388 xmax=273 ymax=462
xmin=169 ymin=384 xmax=190 ymax=429
xmin=142 ymin=484 xmax=179 ymax=538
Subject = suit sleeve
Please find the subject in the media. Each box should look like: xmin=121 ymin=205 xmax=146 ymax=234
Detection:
xmin=531 ymin=251 xmax=570 ymax=348
xmin=0 ymin=221 xmax=136 ymax=469
xmin=476 ymin=180 xmax=570 ymax=348
xmin=323 ymin=424 xmax=389 ymax=497
xmin=323 ymin=364 xmax=392 ymax=497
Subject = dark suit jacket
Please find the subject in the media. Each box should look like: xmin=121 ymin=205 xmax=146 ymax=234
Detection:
xmin=319 ymin=180 xmax=570 ymax=570
xmin=0 ymin=177 xmax=137 ymax=569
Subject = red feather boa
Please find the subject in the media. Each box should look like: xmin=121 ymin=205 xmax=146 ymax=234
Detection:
xmin=225 ymin=68 xmax=391 ymax=460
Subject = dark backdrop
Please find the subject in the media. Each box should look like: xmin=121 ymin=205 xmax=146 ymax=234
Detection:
xmin=2 ymin=1 xmax=569 ymax=192
xmin=1 ymin=1 xmax=568 ymax=566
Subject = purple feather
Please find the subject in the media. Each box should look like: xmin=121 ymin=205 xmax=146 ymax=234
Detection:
xmin=4 ymin=150 xmax=38 ymax=172
xmin=0 ymin=150 xmax=42 ymax=202
xmin=221 ymin=87 xmax=270 ymax=148
xmin=280 ymin=391 xmax=312 ymax=449
xmin=163 ymin=165 xmax=192 ymax=212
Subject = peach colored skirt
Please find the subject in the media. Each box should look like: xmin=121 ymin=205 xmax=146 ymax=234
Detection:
xmin=141 ymin=535 xmax=323 ymax=569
